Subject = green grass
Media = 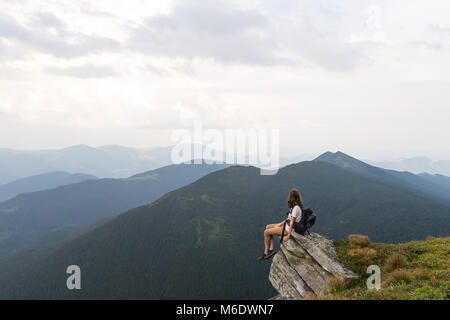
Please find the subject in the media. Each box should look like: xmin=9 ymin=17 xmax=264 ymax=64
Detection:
xmin=325 ymin=236 xmax=450 ymax=300
xmin=194 ymin=216 xmax=231 ymax=248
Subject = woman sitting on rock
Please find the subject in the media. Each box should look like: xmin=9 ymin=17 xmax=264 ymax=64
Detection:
xmin=258 ymin=188 xmax=303 ymax=261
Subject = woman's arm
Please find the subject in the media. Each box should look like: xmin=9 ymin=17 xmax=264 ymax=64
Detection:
xmin=283 ymin=222 xmax=293 ymax=242
xmin=283 ymin=206 xmax=300 ymax=242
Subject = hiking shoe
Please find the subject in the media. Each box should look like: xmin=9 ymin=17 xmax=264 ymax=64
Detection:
xmin=266 ymin=249 xmax=277 ymax=259
xmin=258 ymin=252 xmax=268 ymax=261
xmin=258 ymin=249 xmax=277 ymax=261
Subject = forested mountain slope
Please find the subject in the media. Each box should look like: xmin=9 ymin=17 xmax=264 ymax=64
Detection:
xmin=0 ymin=161 xmax=448 ymax=299
xmin=0 ymin=163 xmax=228 ymax=256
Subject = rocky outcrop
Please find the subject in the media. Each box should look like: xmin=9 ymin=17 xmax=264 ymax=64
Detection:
xmin=269 ymin=232 xmax=357 ymax=299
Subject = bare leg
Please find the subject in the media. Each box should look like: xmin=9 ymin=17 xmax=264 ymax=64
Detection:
xmin=263 ymin=230 xmax=272 ymax=253
xmin=264 ymin=226 xmax=284 ymax=253
xmin=265 ymin=224 xmax=277 ymax=251
xmin=266 ymin=223 xmax=281 ymax=249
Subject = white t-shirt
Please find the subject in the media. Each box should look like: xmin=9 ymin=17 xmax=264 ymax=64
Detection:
xmin=286 ymin=205 xmax=302 ymax=231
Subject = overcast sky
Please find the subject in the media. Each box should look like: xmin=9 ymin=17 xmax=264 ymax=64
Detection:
xmin=0 ymin=0 xmax=449 ymax=160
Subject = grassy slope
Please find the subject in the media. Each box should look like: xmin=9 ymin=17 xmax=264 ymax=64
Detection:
xmin=321 ymin=236 xmax=450 ymax=300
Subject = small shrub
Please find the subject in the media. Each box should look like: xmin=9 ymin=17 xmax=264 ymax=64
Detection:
xmin=412 ymin=285 xmax=447 ymax=300
xmin=348 ymin=248 xmax=377 ymax=265
xmin=333 ymin=236 xmax=450 ymax=300
xmin=382 ymin=269 xmax=413 ymax=287
xmin=411 ymin=268 xmax=433 ymax=281
xmin=428 ymin=274 xmax=441 ymax=288
xmin=417 ymin=253 xmax=446 ymax=269
xmin=328 ymin=276 xmax=346 ymax=293
xmin=348 ymin=234 xmax=370 ymax=248
xmin=439 ymin=282 xmax=450 ymax=299
xmin=384 ymin=253 xmax=407 ymax=272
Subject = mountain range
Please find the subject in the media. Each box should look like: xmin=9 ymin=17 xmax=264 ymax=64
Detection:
xmin=0 ymin=162 xmax=228 ymax=256
xmin=317 ymin=152 xmax=450 ymax=206
xmin=0 ymin=171 xmax=97 ymax=202
xmin=0 ymin=145 xmax=174 ymax=185
xmin=2 ymin=145 xmax=449 ymax=187
xmin=0 ymin=152 xmax=448 ymax=299
xmin=371 ymin=157 xmax=450 ymax=177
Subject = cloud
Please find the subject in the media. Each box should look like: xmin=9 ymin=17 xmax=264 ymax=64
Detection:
xmin=0 ymin=13 xmax=119 ymax=60
xmin=283 ymin=21 xmax=367 ymax=71
xmin=1 ymin=0 xmax=449 ymax=159
xmin=44 ymin=64 xmax=118 ymax=78
xmin=143 ymin=64 xmax=171 ymax=77
xmin=349 ymin=5 xmax=387 ymax=45
xmin=126 ymin=1 xmax=369 ymax=71
xmin=0 ymin=14 xmax=30 ymax=42
xmin=407 ymin=41 xmax=445 ymax=51
xmin=0 ymin=2 xmax=367 ymax=71
xmin=429 ymin=24 xmax=450 ymax=33
xmin=0 ymin=107 xmax=20 ymax=124
xmin=128 ymin=2 xmax=278 ymax=65
xmin=0 ymin=38 xmax=23 ymax=61
xmin=31 ymin=12 xmax=67 ymax=29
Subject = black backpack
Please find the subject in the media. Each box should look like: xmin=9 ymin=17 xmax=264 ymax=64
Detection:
xmin=299 ymin=208 xmax=316 ymax=233
xmin=281 ymin=207 xmax=316 ymax=242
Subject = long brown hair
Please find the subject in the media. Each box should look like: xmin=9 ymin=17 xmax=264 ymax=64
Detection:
xmin=287 ymin=188 xmax=304 ymax=210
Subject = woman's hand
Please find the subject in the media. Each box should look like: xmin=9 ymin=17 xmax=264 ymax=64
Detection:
xmin=283 ymin=232 xmax=291 ymax=242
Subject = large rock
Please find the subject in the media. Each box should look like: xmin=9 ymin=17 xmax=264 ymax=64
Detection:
xmin=269 ymin=232 xmax=357 ymax=299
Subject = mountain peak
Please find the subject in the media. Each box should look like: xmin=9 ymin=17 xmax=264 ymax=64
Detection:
xmin=314 ymin=151 xmax=383 ymax=178
xmin=315 ymin=151 xmax=353 ymax=161
xmin=314 ymin=151 xmax=363 ymax=165
xmin=62 ymin=144 xmax=95 ymax=151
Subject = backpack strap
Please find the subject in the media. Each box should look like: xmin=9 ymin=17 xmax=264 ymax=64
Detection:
xmin=280 ymin=220 xmax=286 ymax=244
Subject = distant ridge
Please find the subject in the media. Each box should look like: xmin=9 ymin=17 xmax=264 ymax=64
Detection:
xmin=420 ymin=173 xmax=450 ymax=191
xmin=315 ymin=151 xmax=450 ymax=206
xmin=0 ymin=145 xmax=176 ymax=184
xmin=0 ymin=171 xmax=97 ymax=202
xmin=0 ymin=162 xmax=229 ymax=256
xmin=372 ymin=157 xmax=450 ymax=177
